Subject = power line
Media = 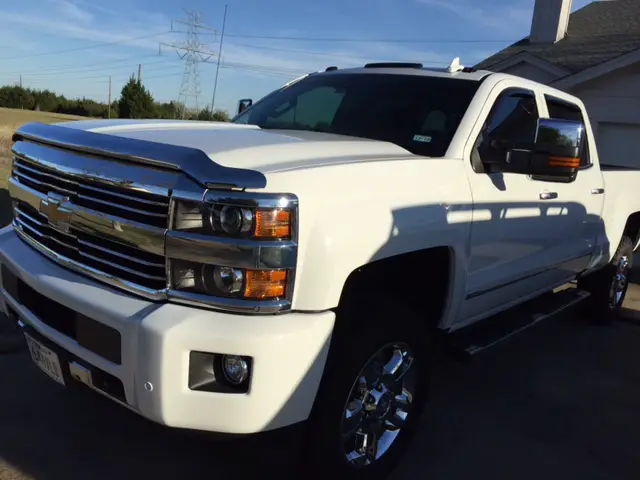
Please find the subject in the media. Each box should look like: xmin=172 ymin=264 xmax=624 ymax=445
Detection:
xmin=5 ymin=57 xmax=178 ymax=79
xmin=177 ymin=31 xmax=516 ymax=44
xmin=225 ymin=42 xmax=451 ymax=65
xmin=222 ymin=33 xmax=517 ymax=43
xmin=15 ymin=59 xmax=299 ymax=86
xmin=0 ymin=31 xmax=171 ymax=61
xmin=20 ymin=63 xmax=185 ymax=83
xmin=0 ymin=54 xmax=157 ymax=76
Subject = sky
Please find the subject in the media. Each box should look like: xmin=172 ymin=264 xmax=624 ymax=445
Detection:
xmin=0 ymin=0 xmax=594 ymax=115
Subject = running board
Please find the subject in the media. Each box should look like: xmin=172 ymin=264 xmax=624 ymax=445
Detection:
xmin=445 ymin=287 xmax=591 ymax=359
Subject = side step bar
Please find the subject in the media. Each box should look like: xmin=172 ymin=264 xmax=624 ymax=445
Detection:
xmin=445 ymin=287 xmax=590 ymax=359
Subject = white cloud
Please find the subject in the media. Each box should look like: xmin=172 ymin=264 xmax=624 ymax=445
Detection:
xmin=0 ymin=2 xmax=172 ymax=52
xmin=416 ymin=0 xmax=532 ymax=34
xmin=46 ymin=0 xmax=94 ymax=24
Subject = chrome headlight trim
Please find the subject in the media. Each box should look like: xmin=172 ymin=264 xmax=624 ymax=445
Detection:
xmin=166 ymin=189 xmax=299 ymax=314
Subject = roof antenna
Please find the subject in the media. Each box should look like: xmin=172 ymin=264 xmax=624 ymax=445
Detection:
xmin=446 ymin=57 xmax=464 ymax=73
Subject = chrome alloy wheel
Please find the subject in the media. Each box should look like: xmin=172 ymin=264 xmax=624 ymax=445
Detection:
xmin=609 ymin=254 xmax=630 ymax=309
xmin=340 ymin=342 xmax=417 ymax=467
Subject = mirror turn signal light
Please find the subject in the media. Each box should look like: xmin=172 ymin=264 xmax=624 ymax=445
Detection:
xmin=548 ymin=156 xmax=580 ymax=168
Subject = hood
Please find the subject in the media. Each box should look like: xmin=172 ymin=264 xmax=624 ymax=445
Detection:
xmin=57 ymin=119 xmax=413 ymax=174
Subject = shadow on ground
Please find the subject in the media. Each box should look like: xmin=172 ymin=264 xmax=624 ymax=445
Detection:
xmin=3 ymin=298 xmax=640 ymax=479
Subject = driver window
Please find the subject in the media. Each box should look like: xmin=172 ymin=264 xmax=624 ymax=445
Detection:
xmin=474 ymin=88 xmax=539 ymax=170
xmin=263 ymin=86 xmax=345 ymax=131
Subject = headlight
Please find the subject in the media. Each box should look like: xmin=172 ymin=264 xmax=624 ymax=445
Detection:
xmin=167 ymin=191 xmax=298 ymax=312
xmin=211 ymin=265 xmax=244 ymax=294
xmin=174 ymin=199 xmax=292 ymax=240
xmin=170 ymin=260 xmax=288 ymax=299
xmin=212 ymin=205 xmax=254 ymax=235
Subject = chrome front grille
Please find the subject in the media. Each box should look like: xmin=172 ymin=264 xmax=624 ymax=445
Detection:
xmin=13 ymin=156 xmax=170 ymax=229
xmin=13 ymin=201 xmax=167 ymax=290
xmin=8 ymin=135 xmax=180 ymax=297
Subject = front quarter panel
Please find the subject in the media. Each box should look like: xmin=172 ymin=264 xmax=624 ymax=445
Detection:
xmin=262 ymin=158 xmax=474 ymax=319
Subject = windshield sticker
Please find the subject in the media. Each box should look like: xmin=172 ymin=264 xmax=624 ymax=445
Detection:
xmin=413 ymin=134 xmax=432 ymax=143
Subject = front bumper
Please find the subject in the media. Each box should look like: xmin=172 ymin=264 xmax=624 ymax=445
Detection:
xmin=0 ymin=225 xmax=335 ymax=434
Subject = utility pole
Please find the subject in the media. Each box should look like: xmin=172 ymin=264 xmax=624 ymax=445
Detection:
xmin=160 ymin=9 xmax=218 ymax=119
xmin=211 ymin=4 xmax=228 ymax=113
xmin=19 ymin=75 xmax=22 ymax=88
xmin=137 ymin=64 xmax=142 ymax=83
xmin=108 ymin=76 xmax=112 ymax=119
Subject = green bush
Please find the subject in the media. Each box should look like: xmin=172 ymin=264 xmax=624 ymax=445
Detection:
xmin=0 ymin=83 xmax=231 ymax=122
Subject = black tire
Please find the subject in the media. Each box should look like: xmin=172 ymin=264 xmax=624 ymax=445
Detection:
xmin=299 ymin=299 xmax=431 ymax=479
xmin=578 ymin=235 xmax=633 ymax=324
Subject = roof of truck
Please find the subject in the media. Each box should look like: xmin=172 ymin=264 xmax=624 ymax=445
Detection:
xmin=313 ymin=62 xmax=494 ymax=82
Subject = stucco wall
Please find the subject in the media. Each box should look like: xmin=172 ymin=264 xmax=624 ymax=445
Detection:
xmin=571 ymin=64 xmax=640 ymax=167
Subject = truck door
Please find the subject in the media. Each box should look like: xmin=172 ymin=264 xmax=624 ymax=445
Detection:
xmin=458 ymin=84 xmax=592 ymax=325
xmin=540 ymin=94 xmax=606 ymax=267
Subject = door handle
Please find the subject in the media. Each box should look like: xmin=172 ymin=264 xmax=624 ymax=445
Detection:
xmin=591 ymin=188 xmax=605 ymax=195
xmin=539 ymin=191 xmax=558 ymax=200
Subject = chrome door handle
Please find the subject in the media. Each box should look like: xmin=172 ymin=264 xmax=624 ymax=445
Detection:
xmin=539 ymin=191 xmax=558 ymax=200
xmin=591 ymin=188 xmax=605 ymax=195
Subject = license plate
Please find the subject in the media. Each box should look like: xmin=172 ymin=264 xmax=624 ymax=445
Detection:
xmin=24 ymin=333 xmax=65 ymax=386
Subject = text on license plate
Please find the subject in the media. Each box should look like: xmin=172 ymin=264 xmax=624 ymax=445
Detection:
xmin=24 ymin=333 xmax=66 ymax=386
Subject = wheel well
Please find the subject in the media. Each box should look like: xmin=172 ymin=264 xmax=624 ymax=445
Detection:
xmin=336 ymin=247 xmax=452 ymax=331
xmin=623 ymin=213 xmax=640 ymax=250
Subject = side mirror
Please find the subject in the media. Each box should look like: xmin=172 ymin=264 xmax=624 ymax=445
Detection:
xmin=528 ymin=118 xmax=585 ymax=180
xmin=237 ymin=98 xmax=252 ymax=115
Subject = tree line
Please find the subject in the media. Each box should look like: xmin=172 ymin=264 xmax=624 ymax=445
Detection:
xmin=0 ymin=75 xmax=230 ymax=122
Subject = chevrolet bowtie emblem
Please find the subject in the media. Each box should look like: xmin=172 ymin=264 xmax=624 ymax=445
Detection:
xmin=39 ymin=192 xmax=72 ymax=234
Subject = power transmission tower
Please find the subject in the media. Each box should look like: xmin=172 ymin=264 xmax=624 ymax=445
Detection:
xmin=160 ymin=9 xmax=218 ymax=119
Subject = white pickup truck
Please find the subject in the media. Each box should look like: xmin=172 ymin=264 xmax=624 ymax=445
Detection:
xmin=2 ymin=60 xmax=640 ymax=479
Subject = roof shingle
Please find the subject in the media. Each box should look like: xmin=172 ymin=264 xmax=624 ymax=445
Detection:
xmin=474 ymin=0 xmax=640 ymax=73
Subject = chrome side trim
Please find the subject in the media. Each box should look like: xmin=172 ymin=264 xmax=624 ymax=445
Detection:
xmin=166 ymin=231 xmax=297 ymax=269
xmin=9 ymin=177 xmax=165 ymax=257
xmin=13 ymin=122 xmax=268 ymax=189
xmin=12 ymin=223 xmax=167 ymax=301
xmin=465 ymin=252 xmax=592 ymax=300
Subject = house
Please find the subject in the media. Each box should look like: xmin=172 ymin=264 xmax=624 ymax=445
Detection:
xmin=474 ymin=0 xmax=640 ymax=169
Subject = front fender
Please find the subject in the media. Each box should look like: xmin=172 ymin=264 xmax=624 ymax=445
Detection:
xmin=262 ymin=159 xmax=474 ymax=314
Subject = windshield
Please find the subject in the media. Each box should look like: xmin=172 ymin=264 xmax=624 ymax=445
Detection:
xmin=233 ymin=72 xmax=481 ymax=157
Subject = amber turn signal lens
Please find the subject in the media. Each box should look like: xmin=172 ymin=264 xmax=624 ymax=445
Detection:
xmin=244 ymin=269 xmax=288 ymax=299
xmin=255 ymin=209 xmax=291 ymax=238
xmin=548 ymin=156 xmax=580 ymax=168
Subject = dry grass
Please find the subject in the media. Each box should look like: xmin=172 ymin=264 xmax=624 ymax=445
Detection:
xmin=0 ymin=108 xmax=86 ymax=165
xmin=0 ymin=107 xmax=86 ymax=189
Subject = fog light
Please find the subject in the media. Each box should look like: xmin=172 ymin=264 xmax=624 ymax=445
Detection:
xmin=222 ymin=355 xmax=249 ymax=385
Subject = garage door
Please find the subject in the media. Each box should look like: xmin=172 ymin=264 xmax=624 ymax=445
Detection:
xmin=597 ymin=122 xmax=640 ymax=168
